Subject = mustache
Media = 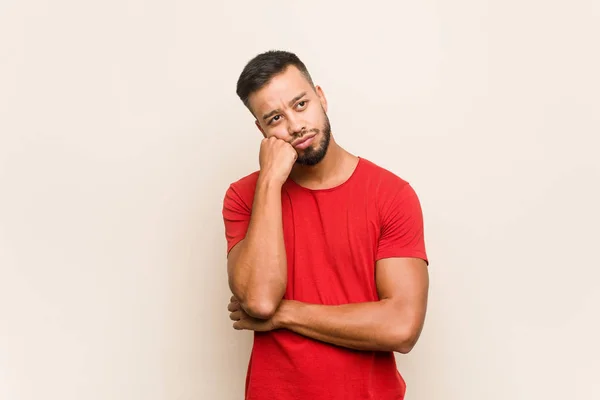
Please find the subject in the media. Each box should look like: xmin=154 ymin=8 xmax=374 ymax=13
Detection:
xmin=290 ymin=128 xmax=319 ymax=142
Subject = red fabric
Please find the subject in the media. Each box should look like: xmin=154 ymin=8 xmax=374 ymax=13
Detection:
xmin=222 ymin=157 xmax=428 ymax=400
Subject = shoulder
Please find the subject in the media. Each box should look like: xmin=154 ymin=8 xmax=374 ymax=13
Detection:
xmin=223 ymin=170 xmax=260 ymax=209
xmin=358 ymin=157 xmax=412 ymax=194
xmin=228 ymin=170 xmax=260 ymax=192
xmin=358 ymin=158 xmax=423 ymax=219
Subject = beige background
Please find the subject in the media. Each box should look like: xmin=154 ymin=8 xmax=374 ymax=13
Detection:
xmin=1 ymin=1 xmax=599 ymax=399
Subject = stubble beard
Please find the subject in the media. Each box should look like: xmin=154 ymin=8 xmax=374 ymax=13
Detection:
xmin=295 ymin=113 xmax=332 ymax=166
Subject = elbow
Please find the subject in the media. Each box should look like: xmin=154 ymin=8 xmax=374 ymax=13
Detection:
xmin=242 ymin=298 xmax=279 ymax=320
xmin=228 ymin=276 xmax=285 ymax=319
xmin=391 ymin=326 xmax=420 ymax=354
xmin=395 ymin=340 xmax=417 ymax=354
xmin=230 ymin=288 xmax=283 ymax=319
xmin=230 ymin=281 xmax=285 ymax=320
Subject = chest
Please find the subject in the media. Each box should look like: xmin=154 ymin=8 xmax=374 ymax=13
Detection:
xmin=280 ymin=186 xmax=382 ymax=303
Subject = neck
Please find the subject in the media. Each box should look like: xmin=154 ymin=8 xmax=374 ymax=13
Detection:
xmin=289 ymin=137 xmax=357 ymax=188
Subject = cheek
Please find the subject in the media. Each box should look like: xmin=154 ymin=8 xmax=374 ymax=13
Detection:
xmin=309 ymin=108 xmax=325 ymax=125
xmin=265 ymin=126 xmax=290 ymax=140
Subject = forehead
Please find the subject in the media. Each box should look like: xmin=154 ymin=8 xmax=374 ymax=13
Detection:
xmin=249 ymin=66 xmax=313 ymax=114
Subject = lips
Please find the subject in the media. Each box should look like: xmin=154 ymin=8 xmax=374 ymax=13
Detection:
xmin=293 ymin=134 xmax=316 ymax=149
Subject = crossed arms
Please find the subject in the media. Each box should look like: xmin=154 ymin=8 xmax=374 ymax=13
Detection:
xmin=224 ymin=177 xmax=429 ymax=354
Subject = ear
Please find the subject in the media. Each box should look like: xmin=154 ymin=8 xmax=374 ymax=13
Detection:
xmin=255 ymin=119 xmax=266 ymax=138
xmin=314 ymin=85 xmax=328 ymax=113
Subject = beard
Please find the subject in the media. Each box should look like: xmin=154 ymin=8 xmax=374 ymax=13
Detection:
xmin=295 ymin=112 xmax=332 ymax=166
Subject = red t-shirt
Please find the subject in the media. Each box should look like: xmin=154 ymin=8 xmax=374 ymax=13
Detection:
xmin=222 ymin=157 xmax=428 ymax=400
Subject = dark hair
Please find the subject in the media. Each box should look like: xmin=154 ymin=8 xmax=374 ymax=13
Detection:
xmin=236 ymin=50 xmax=314 ymax=111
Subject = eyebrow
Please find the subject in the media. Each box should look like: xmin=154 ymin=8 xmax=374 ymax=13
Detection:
xmin=262 ymin=92 xmax=307 ymax=121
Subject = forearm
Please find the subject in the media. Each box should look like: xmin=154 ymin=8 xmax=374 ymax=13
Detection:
xmin=278 ymin=299 xmax=419 ymax=353
xmin=229 ymin=176 xmax=287 ymax=318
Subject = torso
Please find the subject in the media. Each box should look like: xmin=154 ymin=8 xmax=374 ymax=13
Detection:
xmin=225 ymin=157 xmax=423 ymax=400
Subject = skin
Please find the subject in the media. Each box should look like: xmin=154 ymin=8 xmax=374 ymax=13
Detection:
xmin=227 ymin=65 xmax=429 ymax=353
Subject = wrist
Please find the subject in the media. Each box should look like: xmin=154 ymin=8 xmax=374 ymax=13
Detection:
xmin=257 ymin=172 xmax=286 ymax=188
xmin=275 ymin=299 xmax=299 ymax=329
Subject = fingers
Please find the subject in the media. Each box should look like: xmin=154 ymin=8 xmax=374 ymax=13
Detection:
xmin=229 ymin=310 xmax=242 ymax=321
xmin=228 ymin=295 xmax=240 ymax=312
xmin=232 ymin=320 xmax=244 ymax=330
xmin=228 ymin=296 xmax=251 ymax=331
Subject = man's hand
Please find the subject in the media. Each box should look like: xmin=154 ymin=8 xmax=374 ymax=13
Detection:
xmin=258 ymin=136 xmax=297 ymax=186
xmin=228 ymin=295 xmax=280 ymax=332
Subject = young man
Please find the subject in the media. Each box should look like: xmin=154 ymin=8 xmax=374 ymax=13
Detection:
xmin=222 ymin=50 xmax=429 ymax=400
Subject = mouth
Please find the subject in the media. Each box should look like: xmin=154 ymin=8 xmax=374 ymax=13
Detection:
xmin=293 ymin=133 xmax=317 ymax=150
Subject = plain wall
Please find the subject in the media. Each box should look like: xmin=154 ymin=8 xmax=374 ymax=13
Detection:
xmin=1 ymin=1 xmax=599 ymax=399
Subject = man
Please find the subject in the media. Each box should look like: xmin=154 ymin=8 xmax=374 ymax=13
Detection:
xmin=222 ymin=50 xmax=429 ymax=400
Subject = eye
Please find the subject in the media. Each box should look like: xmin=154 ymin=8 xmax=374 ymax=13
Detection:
xmin=297 ymin=100 xmax=307 ymax=109
xmin=269 ymin=115 xmax=282 ymax=125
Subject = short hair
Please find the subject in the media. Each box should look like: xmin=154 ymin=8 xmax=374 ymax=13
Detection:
xmin=236 ymin=50 xmax=315 ymax=112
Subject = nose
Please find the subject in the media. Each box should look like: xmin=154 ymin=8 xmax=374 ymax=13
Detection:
xmin=287 ymin=114 xmax=305 ymax=137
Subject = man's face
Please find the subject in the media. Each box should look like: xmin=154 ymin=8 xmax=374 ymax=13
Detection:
xmin=248 ymin=66 xmax=331 ymax=166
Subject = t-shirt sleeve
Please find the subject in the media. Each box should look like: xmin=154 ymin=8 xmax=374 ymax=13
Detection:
xmin=222 ymin=184 xmax=252 ymax=255
xmin=376 ymin=182 xmax=428 ymax=264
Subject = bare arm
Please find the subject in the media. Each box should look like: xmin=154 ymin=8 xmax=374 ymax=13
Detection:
xmin=276 ymin=257 xmax=428 ymax=353
xmin=230 ymin=257 xmax=429 ymax=353
xmin=226 ymin=137 xmax=297 ymax=319
xmin=227 ymin=176 xmax=287 ymax=319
